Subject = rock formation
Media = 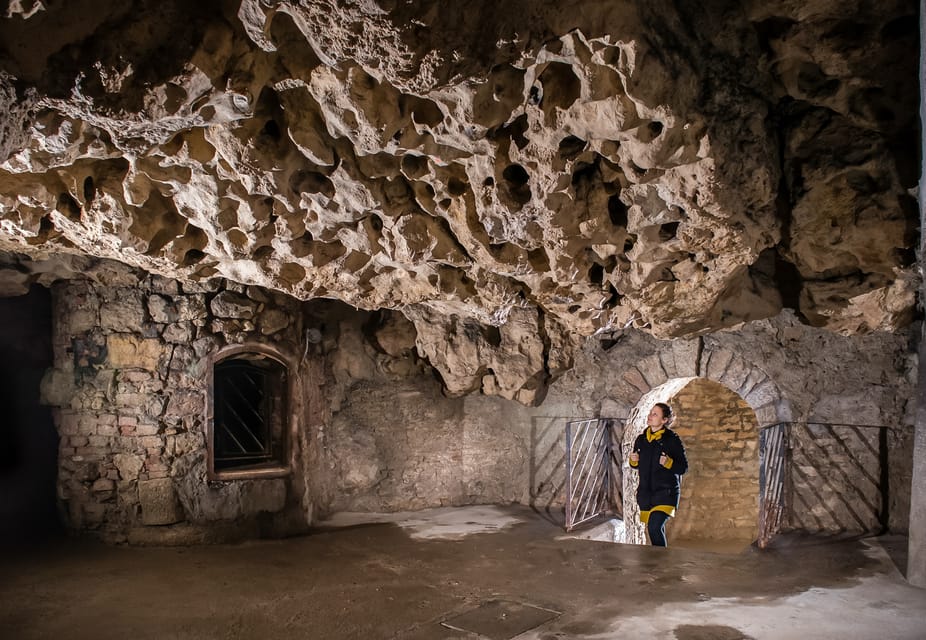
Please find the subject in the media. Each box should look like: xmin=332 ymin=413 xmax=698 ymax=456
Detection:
xmin=0 ymin=0 xmax=919 ymax=403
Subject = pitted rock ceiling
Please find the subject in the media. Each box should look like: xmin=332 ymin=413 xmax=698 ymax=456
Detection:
xmin=0 ymin=0 xmax=920 ymax=403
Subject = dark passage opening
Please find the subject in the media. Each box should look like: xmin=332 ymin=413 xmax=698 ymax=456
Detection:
xmin=0 ymin=285 xmax=61 ymax=543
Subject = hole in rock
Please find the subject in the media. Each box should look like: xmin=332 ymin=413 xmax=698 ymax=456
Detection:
xmin=57 ymin=192 xmax=81 ymax=221
xmin=401 ymin=154 xmax=428 ymax=179
xmin=823 ymin=19 xmax=868 ymax=42
xmin=659 ymin=221 xmax=680 ymax=241
xmin=501 ymin=164 xmax=532 ymax=207
xmin=502 ymin=164 xmax=530 ymax=187
xmin=279 ymin=262 xmax=305 ymax=285
xmin=608 ymin=195 xmax=628 ymax=227
xmin=447 ymin=177 xmax=468 ymax=197
xmin=558 ymin=135 xmax=586 ymax=159
xmin=588 ymin=263 xmax=604 ymax=285
xmin=261 ymin=119 xmax=281 ymax=141
xmin=647 ymin=121 xmax=664 ymax=137
xmin=483 ymin=325 xmax=502 ymax=348
xmin=182 ymin=249 xmax=206 ymax=266
xmin=253 ymin=245 xmax=274 ymax=261
xmin=488 ymin=114 xmax=529 ymax=150
xmin=527 ymin=247 xmax=550 ymax=272
xmin=571 ymin=161 xmax=598 ymax=189
xmin=402 ymin=95 xmax=444 ymax=128
xmin=895 ymin=247 xmax=916 ymax=267
xmin=604 ymin=283 xmax=621 ymax=308
xmin=528 ymin=84 xmax=542 ymax=105
xmin=289 ymin=170 xmax=335 ymax=198
xmin=82 ymin=177 xmax=95 ymax=203
xmin=797 ymin=62 xmax=839 ymax=98
xmin=537 ymin=61 xmax=581 ymax=115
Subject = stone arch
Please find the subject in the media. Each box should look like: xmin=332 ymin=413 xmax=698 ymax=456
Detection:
xmin=610 ymin=344 xmax=792 ymax=545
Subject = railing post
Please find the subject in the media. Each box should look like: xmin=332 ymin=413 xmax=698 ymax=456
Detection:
xmin=565 ymin=421 xmax=574 ymax=531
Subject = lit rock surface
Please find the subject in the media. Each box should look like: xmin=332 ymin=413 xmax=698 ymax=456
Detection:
xmin=0 ymin=0 xmax=918 ymax=402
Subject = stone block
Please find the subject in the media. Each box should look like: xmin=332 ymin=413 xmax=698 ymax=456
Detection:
xmin=147 ymin=294 xmax=176 ymax=323
xmin=40 ymin=369 xmax=77 ymax=407
xmin=259 ymin=308 xmax=290 ymax=335
xmin=100 ymin=292 xmax=146 ymax=332
xmin=163 ymin=321 xmax=195 ymax=344
xmin=703 ymin=348 xmax=733 ymax=380
xmin=87 ymin=435 xmax=112 ymax=448
xmin=621 ymin=368 xmax=650 ymax=394
xmin=138 ymin=478 xmax=184 ymax=525
xmin=744 ymin=380 xmax=780 ymax=410
xmin=210 ymin=290 xmax=256 ymax=319
xmin=92 ymin=478 xmax=115 ymax=492
xmin=637 ymin=355 xmax=667 ymax=388
xmin=107 ymin=335 xmax=162 ymax=370
xmin=754 ymin=403 xmax=779 ymax=426
xmin=720 ymin=356 xmax=750 ymax=392
xmin=672 ymin=338 xmax=700 ymax=377
xmin=113 ymin=453 xmax=144 ymax=481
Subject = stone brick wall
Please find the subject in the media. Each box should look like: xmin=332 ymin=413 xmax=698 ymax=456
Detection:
xmin=42 ymin=274 xmax=312 ymax=543
xmin=669 ymin=378 xmax=759 ymax=542
xmin=37 ymin=272 xmax=917 ymax=544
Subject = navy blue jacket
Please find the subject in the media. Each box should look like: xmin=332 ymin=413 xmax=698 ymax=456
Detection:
xmin=631 ymin=428 xmax=688 ymax=511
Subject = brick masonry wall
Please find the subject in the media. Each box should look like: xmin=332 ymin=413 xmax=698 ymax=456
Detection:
xmin=669 ymin=378 xmax=759 ymax=541
xmin=43 ymin=275 xmax=310 ymax=543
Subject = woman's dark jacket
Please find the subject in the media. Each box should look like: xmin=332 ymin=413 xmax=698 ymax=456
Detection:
xmin=631 ymin=428 xmax=689 ymax=511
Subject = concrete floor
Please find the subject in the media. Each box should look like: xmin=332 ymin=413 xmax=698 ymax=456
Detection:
xmin=1 ymin=505 xmax=924 ymax=639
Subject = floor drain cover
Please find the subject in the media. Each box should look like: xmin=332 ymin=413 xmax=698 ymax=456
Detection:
xmin=440 ymin=599 xmax=561 ymax=640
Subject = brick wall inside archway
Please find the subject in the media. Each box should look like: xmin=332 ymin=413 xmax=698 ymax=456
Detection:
xmin=669 ymin=378 xmax=759 ymax=543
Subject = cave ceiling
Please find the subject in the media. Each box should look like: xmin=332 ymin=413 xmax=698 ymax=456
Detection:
xmin=0 ymin=0 xmax=920 ymax=402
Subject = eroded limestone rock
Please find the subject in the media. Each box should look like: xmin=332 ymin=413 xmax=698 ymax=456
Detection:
xmin=0 ymin=0 xmax=918 ymax=403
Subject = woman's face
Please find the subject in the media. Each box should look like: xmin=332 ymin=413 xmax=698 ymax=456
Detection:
xmin=647 ymin=406 xmax=668 ymax=430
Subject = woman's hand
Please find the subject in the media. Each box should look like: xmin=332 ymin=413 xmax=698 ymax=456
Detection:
xmin=629 ymin=452 xmax=639 ymax=464
xmin=659 ymin=452 xmax=670 ymax=467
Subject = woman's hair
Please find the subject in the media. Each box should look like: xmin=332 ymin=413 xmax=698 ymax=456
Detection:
xmin=653 ymin=402 xmax=673 ymax=425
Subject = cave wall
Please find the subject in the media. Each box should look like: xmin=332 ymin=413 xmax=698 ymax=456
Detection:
xmin=39 ymin=272 xmax=917 ymax=542
xmin=326 ymin=305 xmax=917 ymax=536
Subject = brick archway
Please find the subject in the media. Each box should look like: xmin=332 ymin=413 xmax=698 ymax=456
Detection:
xmin=610 ymin=346 xmax=791 ymax=545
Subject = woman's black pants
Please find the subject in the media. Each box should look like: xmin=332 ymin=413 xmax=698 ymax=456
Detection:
xmin=647 ymin=511 xmax=670 ymax=547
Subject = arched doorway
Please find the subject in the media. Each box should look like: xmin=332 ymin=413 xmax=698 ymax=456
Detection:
xmin=622 ymin=377 xmax=760 ymax=549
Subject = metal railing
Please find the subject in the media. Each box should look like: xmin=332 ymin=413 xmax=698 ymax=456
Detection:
xmin=564 ymin=418 xmax=621 ymax=531
xmin=757 ymin=421 xmax=900 ymax=548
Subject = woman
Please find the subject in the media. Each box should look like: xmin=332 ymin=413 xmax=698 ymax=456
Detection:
xmin=628 ymin=402 xmax=688 ymax=547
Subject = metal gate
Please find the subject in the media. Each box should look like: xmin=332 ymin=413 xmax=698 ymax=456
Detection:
xmin=564 ymin=418 xmax=618 ymax=531
xmin=757 ymin=422 xmax=789 ymax=549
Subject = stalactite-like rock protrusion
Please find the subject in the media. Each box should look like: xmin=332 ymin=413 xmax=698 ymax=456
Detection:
xmin=0 ymin=0 xmax=918 ymax=404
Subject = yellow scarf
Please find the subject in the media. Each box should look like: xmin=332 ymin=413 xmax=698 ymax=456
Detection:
xmin=646 ymin=428 xmax=665 ymax=442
